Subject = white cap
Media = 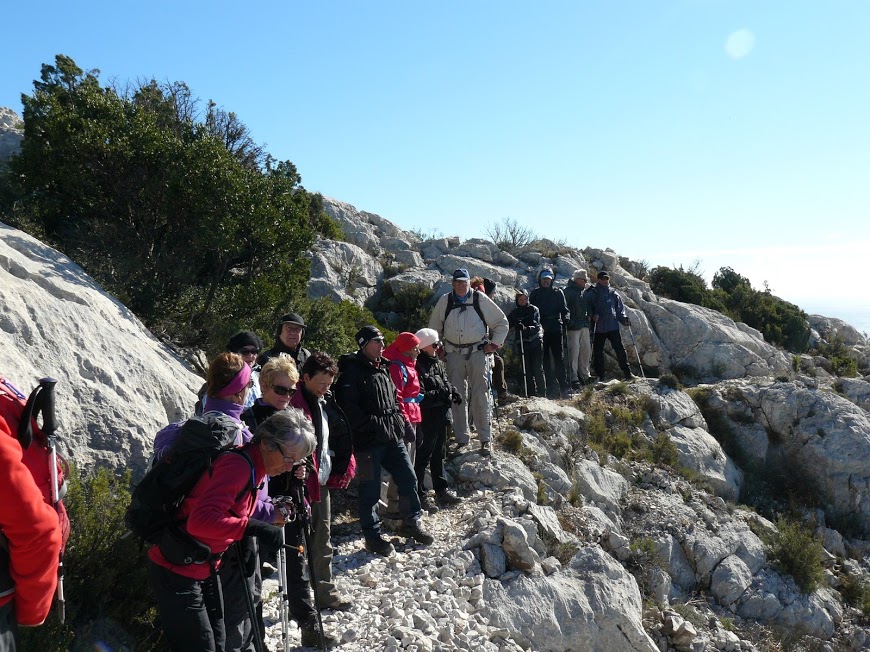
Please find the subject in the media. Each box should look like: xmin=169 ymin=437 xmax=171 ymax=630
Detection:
xmin=414 ymin=328 xmax=440 ymax=349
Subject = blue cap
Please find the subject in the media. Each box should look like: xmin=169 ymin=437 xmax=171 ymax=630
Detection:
xmin=540 ymin=269 xmax=554 ymax=280
xmin=452 ymin=268 xmax=471 ymax=281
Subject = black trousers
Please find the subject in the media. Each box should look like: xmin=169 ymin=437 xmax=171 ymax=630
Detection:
xmin=219 ymin=537 xmax=262 ymax=652
xmin=592 ymin=330 xmax=631 ymax=379
xmin=283 ymin=517 xmax=315 ymax=624
xmin=415 ymin=415 xmax=450 ymax=494
xmin=149 ymin=561 xmax=226 ymax=652
xmin=0 ymin=601 xmax=16 ymax=652
xmin=541 ymin=330 xmax=568 ymax=393
xmin=519 ymin=339 xmax=546 ymax=396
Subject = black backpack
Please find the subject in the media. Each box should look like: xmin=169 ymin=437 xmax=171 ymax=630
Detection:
xmin=124 ymin=412 xmax=257 ymax=560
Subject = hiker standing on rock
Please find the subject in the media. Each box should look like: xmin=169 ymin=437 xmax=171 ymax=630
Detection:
xmin=529 ymin=268 xmax=570 ymax=399
xmin=564 ymin=269 xmax=593 ymax=389
xmin=335 ymin=326 xmax=434 ymax=557
xmin=429 ymin=269 xmax=509 ymax=456
xmin=413 ymin=328 xmax=463 ymax=511
xmin=258 ymin=313 xmax=311 ymax=370
xmin=507 ymin=289 xmax=547 ymax=397
xmin=586 ymin=271 xmax=634 ymax=382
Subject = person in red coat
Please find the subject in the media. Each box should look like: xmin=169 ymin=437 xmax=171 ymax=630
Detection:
xmin=0 ymin=411 xmax=62 ymax=649
xmin=382 ymin=332 xmax=424 ymax=517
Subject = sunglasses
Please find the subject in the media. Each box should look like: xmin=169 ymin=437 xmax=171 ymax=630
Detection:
xmin=271 ymin=384 xmax=294 ymax=397
xmin=238 ymin=347 xmax=260 ymax=355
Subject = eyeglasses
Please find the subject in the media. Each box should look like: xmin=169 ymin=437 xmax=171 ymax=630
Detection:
xmin=271 ymin=384 xmax=294 ymax=397
xmin=276 ymin=442 xmax=297 ymax=466
xmin=238 ymin=347 xmax=259 ymax=355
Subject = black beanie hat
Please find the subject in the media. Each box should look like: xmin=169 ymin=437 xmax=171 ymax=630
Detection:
xmin=355 ymin=325 xmax=384 ymax=348
xmin=226 ymin=330 xmax=263 ymax=353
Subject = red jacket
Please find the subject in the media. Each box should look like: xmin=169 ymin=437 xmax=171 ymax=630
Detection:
xmin=0 ymin=413 xmax=62 ymax=626
xmin=382 ymin=344 xmax=422 ymax=425
xmin=148 ymin=443 xmax=266 ymax=580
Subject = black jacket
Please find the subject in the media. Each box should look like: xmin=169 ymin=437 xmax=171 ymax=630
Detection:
xmin=257 ymin=343 xmax=311 ymax=370
xmin=508 ymin=303 xmax=544 ymax=343
xmin=415 ymin=352 xmax=454 ymax=423
xmin=334 ymin=352 xmax=405 ymax=450
xmin=529 ymin=285 xmax=569 ymax=334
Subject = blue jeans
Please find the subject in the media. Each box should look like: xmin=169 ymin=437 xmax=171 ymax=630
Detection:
xmin=356 ymin=441 xmax=421 ymax=538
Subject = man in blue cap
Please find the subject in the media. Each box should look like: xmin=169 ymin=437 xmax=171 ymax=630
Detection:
xmin=428 ymin=269 xmax=509 ymax=456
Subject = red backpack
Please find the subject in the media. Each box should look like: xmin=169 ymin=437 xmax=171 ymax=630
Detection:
xmin=0 ymin=374 xmax=71 ymax=617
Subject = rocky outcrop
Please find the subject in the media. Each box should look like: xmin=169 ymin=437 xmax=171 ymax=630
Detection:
xmin=0 ymin=106 xmax=23 ymax=162
xmin=0 ymin=222 xmax=201 ymax=476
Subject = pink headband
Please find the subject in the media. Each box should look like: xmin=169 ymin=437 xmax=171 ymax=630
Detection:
xmin=216 ymin=364 xmax=252 ymax=398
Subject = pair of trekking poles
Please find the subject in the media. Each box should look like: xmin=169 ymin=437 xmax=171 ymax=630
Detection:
xmin=237 ymin=480 xmax=326 ymax=652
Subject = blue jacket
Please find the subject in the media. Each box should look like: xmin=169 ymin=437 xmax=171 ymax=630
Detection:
xmin=585 ymin=284 xmax=627 ymax=334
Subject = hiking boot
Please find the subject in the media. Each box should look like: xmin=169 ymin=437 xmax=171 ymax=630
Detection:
xmin=318 ymin=595 xmax=353 ymax=611
xmin=399 ymin=521 xmax=435 ymax=545
xmin=364 ymin=535 xmax=395 ymax=557
xmin=571 ymin=381 xmax=582 ymax=392
xmin=479 ymin=440 xmax=492 ymax=456
xmin=419 ymin=494 xmax=440 ymax=514
xmin=560 ymin=387 xmax=571 ymax=399
xmin=301 ymin=618 xmax=339 ymax=648
xmin=435 ymin=489 xmax=461 ymax=505
xmin=497 ymin=392 xmax=520 ymax=406
xmin=623 ymin=371 xmax=635 ymax=381
xmin=447 ymin=441 xmax=468 ymax=458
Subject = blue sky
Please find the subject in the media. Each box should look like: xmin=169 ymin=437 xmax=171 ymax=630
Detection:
xmin=2 ymin=1 xmax=869 ymax=332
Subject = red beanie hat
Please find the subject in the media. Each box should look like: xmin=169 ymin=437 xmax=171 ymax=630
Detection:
xmin=393 ymin=331 xmax=421 ymax=352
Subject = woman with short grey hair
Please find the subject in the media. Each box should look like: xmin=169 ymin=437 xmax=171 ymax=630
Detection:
xmin=253 ymin=408 xmax=316 ymax=464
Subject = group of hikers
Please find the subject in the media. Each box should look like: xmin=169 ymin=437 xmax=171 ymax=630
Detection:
xmin=0 ymin=265 xmax=637 ymax=652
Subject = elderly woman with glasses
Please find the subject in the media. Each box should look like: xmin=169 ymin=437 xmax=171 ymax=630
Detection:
xmin=149 ymin=351 xmax=316 ymax=652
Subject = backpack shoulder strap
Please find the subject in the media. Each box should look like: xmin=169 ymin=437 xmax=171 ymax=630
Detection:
xmin=389 ymin=359 xmax=408 ymax=390
xmin=223 ymin=449 xmax=258 ymax=502
xmin=472 ymin=291 xmax=488 ymax=328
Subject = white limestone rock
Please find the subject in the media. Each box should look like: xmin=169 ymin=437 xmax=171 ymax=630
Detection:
xmin=666 ymin=424 xmax=742 ymax=500
xmin=0 ymin=222 xmax=201 ymax=476
xmin=482 ymin=545 xmax=658 ymax=652
xmin=307 ymin=238 xmax=383 ymax=305
xmin=0 ymin=107 xmax=23 ymax=162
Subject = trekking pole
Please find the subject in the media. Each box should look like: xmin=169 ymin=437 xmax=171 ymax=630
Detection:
xmin=39 ymin=377 xmax=66 ymax=625
xmin=293 ymin=483 xmax=327 ymax=652
xmin=627 ymin=323 xmax=646 ymax=379
xmin=275 ymin=504 xmax=291 ymax=652
xmin=234 ymin=542 xmax=266 ymax=652
xmin=518 ymin=326 xmax=528 ymax=397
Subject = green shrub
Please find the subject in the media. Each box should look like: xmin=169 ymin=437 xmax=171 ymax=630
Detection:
xmin=764 ymin=517 xmax=826 ymax=594
xmin=840 ymin=574 xmax=870 ymax=621
xmin=658 ymin=373 xmax=680 ymax=390
xmin=817 ymin=337 xmax=858 ymax=378
xmin=499 ymin=428 xmax=524 ymax=455
xmin=651 ymin=433 xmax=680 ymax=466
xmin=607 ymin=381 xmax=630 ymax=397
xmin=19 ymin=466 xmax=164 ymax=651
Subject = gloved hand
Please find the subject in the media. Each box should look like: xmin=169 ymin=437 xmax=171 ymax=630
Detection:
xmin=450 ymin=388 xmax=463 ymax=405
xmin=622 ymin=318 xmax=631 ymax=326
xmin=404 ymin=421 xmax=417 ymax=444
xmin=245 ymin=519 xmax=283 ymax=550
